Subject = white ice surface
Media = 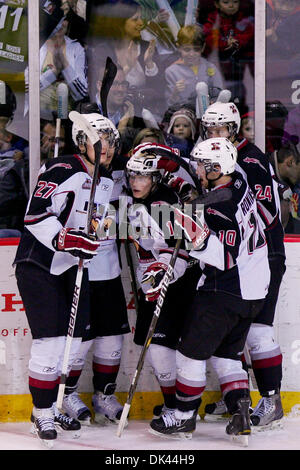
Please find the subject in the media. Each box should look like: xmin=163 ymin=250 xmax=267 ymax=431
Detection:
xmin=0 ymin=411 xmax=300 ymax=451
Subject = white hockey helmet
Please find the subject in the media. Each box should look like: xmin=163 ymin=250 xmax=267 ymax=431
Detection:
xmin=72 ymin=113 xmax=120 ymax=149
xmin=201 ymin=102 xmax=241 ymax=138
xmin=190 ymin=137 xmax=237 ymax=176
xmin=126 ymin=146 xmax=163 ymax=183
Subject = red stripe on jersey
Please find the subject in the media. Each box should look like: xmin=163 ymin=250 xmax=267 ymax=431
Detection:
xmin=176 ymin=380 xmax=205 ymax=396
xmin=29 ymin=376 xmax=60 ymax=390
xmin=251 ymin=354 xmax=282 ymax=369
xmin=92 ymin=362 xmax=120 ymax=374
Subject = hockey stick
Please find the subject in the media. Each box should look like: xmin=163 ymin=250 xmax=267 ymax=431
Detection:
xmin=56 ymin=111 xmax=102 ymax=411
xmin=116 ymin=237 xmax=182 ymax=438
xmin=54 ymin=83 xmax=68 ymax=158
xmin=100 ymin=57 xmax=117 ymax=118
xmin=99 ymin=56 xmax=141 ymax=318
xmin=116 ymin=187 xmax=232 ymax=437
xmin=243 ymin=345 xmax=258 ymax=390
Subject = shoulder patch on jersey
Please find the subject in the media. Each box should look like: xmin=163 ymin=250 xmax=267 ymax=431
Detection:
xmin=206 ymin=207 xmax=232 ymax=221
xmin=243 ymin=157 xmax=267 ymax=172
xmin=43 ymin=163 xmax=73 ymax=172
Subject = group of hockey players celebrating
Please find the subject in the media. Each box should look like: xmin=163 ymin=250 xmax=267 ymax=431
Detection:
xmin=13 ymin=96 xmax=286 ymax=449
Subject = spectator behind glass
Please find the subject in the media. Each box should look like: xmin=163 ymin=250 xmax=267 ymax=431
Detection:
xmin=240 ymin=111 xmax=254 ymax=143
xmin=40 ymin=119 xmax=67 ymax=162
xmin=283 ymin=104 xmax=300 ymax=149
xmin=89 ymin=1 xmax=159 ymax=89
xmin=202 ymin=0 xmax=254 ymax=114
xmin=25 ymin=13 xmax=88 ymax=120
xmin=0 ymin=119 xmax=67 ymax=238
xmin=164 ymin=24 xmax=223 ymax=107
xmin=167 ymin=107 xmax=197 ymax=156
xmin=270 ymin=142 xmax=300 ymax=233
xmin=0 ymin=81 xmax=28 ymax=165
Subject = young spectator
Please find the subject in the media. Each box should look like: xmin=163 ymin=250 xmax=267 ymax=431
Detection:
xmin=167 ymin=107 xmax=197 ymax=155
xmin=164 ymin=24 xmax=223 ymax=107
xmin=239 ymin=111 xmax=254 ymax=143
xmin=202 ymin=0 xmax=254 ymax=113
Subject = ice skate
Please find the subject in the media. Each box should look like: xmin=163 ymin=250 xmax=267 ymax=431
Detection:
xmin=92 ymin=384 xmax=127 ymax=426
xmin=250 ymin=393 xmax=284 ymax=431
xmin=62 ymin=391 xmax=91 ymax=425
xmin=226 ymin=397 xmax=251 ymax=447
xmin=204 ymin=398 xmax=230 ymax=422
xmin=52 ymin=404 xmax=81 ymax=438
xmin=30 ymin=406 xmax=57 ymax=449
xmin=149 ymin=409 xmax=197 ymax=440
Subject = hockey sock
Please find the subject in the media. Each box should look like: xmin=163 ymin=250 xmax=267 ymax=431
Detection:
xmin=209 ymin=356 xmax=249 ymax=399
xmin=175 ymin=351 xmax=206 ymax=412
xmin=29 ymin=337 xmax=64 ymax=408
xmin=224 ymin=388 xmax=250 ymax=415
xmin=147 ymin=344 xmax=176 ymax=409
xmin=246 ymin=324 xmax=282 ymax=394
xmin=65 ymin=340 xmax=93 ymax=394
xmin=92 ymin=335 xmax=123 ymax=393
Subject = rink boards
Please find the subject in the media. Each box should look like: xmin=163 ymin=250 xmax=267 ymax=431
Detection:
xmin=0 ymin=237 xmax=300 ymax=422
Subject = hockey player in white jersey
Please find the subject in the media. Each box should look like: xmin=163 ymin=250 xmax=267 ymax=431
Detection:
xmin=13 ymin=113 xmax=114 ymax=447
xmin=60 ymin=114 xmax=131 ymax=426
xmin=201 ymin=102 xmax=285 ymax=429
xmin=123 ymin=143 xmax=201 ymax=423
xmin=149 ymin=138 xmax=270 ymax=446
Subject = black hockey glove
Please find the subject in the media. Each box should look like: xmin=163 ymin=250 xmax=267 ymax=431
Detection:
xmin=53 ymin=228 xmax=100 ymax=259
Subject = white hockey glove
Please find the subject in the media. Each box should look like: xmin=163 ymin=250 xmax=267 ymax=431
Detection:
xmin=174 ymin=206 xmax=210 ymax=250
xmin=53 ymin=228 xmax=100 ymax=259
xmin=141 ymin=261 xmax=172 ymax=302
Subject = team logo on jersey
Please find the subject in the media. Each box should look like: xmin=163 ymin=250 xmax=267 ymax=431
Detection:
xmin=206 ymin=207 xmax=232 ymax=221
xmin=243 ymin=157 xmax=267 ymax=172
xmin=101 ymin=183 xmax=110 ymax=191
xmin=234 ymin=178 xmax=242 ymax=189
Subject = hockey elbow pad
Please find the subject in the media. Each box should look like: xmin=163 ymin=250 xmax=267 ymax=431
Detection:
xmin=53 ymin=228 xmax=100 ymax=259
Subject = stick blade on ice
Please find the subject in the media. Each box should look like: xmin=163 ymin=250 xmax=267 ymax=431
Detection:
xmin=116 ymin=403 xmax=131 ymax=437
